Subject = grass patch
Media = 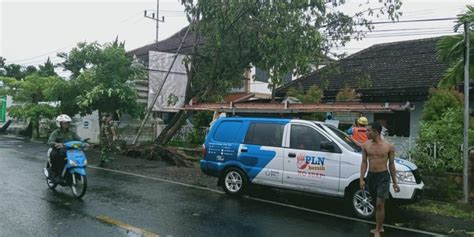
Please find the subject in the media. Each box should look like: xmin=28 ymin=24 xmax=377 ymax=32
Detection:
xmin=403 ymin=200 xmax=474 ymax=221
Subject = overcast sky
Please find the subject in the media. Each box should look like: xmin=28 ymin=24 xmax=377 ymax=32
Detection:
xmin=0 ymin=0 xmax=472 ymax=68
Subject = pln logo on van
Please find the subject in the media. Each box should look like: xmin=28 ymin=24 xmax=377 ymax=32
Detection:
xmin=297 ymin=154 xmax=309 ymax=169
xmin=297 ymin=153 xmax=326 ymax=170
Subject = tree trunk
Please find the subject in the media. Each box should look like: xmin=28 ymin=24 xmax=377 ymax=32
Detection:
xmin=271 ymin=83 xmax=277 ymax=102
xmin=150 ymin=145 xmax=194 ymax=167
xmin=154 ymin=110 xmax=192 ymax=145
xmin=32 ymin=120 xmax=40 ymax=139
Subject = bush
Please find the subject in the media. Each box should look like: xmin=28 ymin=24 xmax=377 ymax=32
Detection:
xmin=411 ymin=88 xmax=472 ymax=173
xmin=411 ymin=107 xmax=474 ymax=173
xmin=186 ymin=127 xmax=207 ymax=145
xmin=421 ymin=88 xmax=463 ymax=122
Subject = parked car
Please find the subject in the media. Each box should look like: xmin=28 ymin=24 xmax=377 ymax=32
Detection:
xmin=200 ymin=117 xmax=424 ymax=219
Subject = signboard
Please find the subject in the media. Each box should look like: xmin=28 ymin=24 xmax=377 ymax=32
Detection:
xmin=148 ymin=51 xmax=187 ymax=112
xmin=83 ymin=120 xmax=90 ymax=129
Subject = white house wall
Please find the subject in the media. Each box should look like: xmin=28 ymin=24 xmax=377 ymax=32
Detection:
xmin=74 ymin=111 xmax=100 ymax=143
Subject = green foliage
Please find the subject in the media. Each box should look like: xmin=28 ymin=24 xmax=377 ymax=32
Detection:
xmin=335 ymin=86 xmax=357 ymax=101
xmin=0 ymin=64 xmax=37 ymax=80
xmin=286 ymin=85 xmax=325 ymax=120
xmin=356 ymin=73 xmax=373 ymax=89
xmin=191 ymin=111 xmax=213 ymax=128
xmin=8 ymin=103 xmax=57 ymax=124
xmin=180 ymin=0 xmax=403 ymax=101
xmin=186 ymin=128 xmax=206 ymax=145
xmin=287 ymin=85 xmax=324 ymax=103
xmin=186 ymin=111 xmax=213 ymax=145
xmin=55 ymin=41 xmax=146 ymax=117
xmin=413 ymin=88 xmax=471 ymax=173
xmin=37 ymin=58 xmax=57 ymax=77
xmin=436 ymin=6 xmax=474 ymax=87
xmin=421 ymin=88 xmax=463 ymax=122
xmin=405 ymin=200 xmax=474 ymax=220
xmin=0 ymin=74 xmax=61 ymax=137
xmin=412 ymin=107 xmax=474 ymax=173
xmin=300 ymin=112 xmax=325 ymax=121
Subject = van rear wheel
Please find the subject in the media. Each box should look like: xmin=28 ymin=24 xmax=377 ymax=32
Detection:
xmin=222 ymin=168 xmax=247 ymax=196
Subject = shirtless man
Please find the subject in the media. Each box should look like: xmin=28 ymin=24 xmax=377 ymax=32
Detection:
xmin=359 ymin=121 xmax=400 ymax=237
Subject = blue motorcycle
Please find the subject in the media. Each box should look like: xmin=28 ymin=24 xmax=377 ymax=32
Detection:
xmin=43 ymin=140 xmax=88 ymax=198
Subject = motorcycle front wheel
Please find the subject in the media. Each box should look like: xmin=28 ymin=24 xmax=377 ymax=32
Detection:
xmin=71 ymin=174 xmax=87 ymax=199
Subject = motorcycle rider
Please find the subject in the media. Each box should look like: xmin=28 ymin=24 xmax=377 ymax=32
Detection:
xmin=47 ymin=114 xmax=81 ymax=181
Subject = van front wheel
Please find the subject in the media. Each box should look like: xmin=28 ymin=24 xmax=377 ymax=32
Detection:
xmin=350 ymin=188 xmax=375 ymax=219
xmin=222 ymin=168 xmax=247 ymax=196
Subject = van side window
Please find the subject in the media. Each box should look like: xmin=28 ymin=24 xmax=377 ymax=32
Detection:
xmin=290 ymin=125 xmax=330 ymax=151
xmin=214 ymin=121 xmax=242 ymax=142
xmin=244 ymin=123 xmax=284 ymax=147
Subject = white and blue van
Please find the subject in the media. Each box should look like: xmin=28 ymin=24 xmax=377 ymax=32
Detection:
xmin=200 ymin=117 xmax=424 ymax=219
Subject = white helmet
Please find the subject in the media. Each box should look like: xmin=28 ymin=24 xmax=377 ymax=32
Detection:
xmin=56 ymin=114 xmax=72 ymax=127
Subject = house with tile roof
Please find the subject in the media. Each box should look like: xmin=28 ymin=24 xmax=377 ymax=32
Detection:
xmin=276 ymin=36 xmax=470 ymax=138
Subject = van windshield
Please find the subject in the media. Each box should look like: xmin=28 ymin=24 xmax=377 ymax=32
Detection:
xmin=323 ymin=124 xmax=362 ymax=153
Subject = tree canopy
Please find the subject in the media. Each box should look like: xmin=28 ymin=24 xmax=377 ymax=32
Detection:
xmin=181 ymin=0 xmax=402 ymax=101
xmin=154 ymin=0 xmax=403 ymax=145
xmin=54 ymin=40 xmax=146 ymax=118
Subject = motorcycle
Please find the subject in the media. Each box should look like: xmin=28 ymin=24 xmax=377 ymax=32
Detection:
xmin=43 ymin=140 xmax=88 ymax=198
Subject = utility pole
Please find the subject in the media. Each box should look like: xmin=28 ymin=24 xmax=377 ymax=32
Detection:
xmin=463 ymin=20 xmax=471 ymax=204
xmin=144 ymin=0 xmax=165 ymax=43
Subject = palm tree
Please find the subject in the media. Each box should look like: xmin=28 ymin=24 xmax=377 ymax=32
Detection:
xmin=437 ymin=5 xmax=474 ymax=88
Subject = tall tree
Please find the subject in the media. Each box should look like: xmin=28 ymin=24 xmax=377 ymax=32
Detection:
xmin=155 ymin=0 xmax=402 ymax=145
xmin=437 ymin=5 xmax=474 ymax=87
xmin=55 ymin=40 xmax=146 ymax=120
xmin=38 ymin=57 xmax=57 ymax=77
xmin=0 ymin=63 xmax=38 ymax=80
xmin=3 ymin=64 xmax=24 ymax=80
xmin=0 ymin=75 xmax=60 ymax=138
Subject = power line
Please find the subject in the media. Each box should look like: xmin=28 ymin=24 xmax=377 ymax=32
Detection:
xmin=370 ymin=17 xmax=457 ymax=25
xmin=363 ymin=31 xmax=458 ymax=38
xmin=7 ymin=45 xmax=71 ymax=64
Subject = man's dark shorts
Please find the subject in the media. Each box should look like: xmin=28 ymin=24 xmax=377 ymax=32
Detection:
xmin=366 ymin=170 xmax=390 ymax=200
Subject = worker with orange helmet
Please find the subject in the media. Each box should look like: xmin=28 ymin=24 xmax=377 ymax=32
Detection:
xmin=350 ymin=116 xmax=369 ymax=146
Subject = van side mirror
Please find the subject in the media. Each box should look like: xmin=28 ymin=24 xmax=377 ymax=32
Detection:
xmin=320 ymin=141 xmax=336 ymax=152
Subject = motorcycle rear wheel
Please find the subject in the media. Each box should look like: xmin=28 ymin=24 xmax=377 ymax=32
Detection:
xmin=45 ymin=163 xmax=57 ymax=190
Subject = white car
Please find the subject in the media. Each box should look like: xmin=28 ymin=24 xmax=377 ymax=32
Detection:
xmin=201 ymin=117 xmax=424 ymax=219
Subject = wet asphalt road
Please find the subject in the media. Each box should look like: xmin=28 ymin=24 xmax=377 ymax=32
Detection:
xmin=0 ymin=136 xmax=438 ymax=237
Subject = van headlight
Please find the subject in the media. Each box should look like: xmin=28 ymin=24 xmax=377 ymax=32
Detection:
xmin=396 ymin=171 xmax=416 ymax=184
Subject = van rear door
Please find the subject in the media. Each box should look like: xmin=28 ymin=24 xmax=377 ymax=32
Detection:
xmin=239 ymin=122 xmax=285 ymax=185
